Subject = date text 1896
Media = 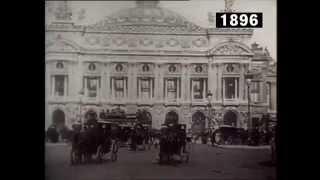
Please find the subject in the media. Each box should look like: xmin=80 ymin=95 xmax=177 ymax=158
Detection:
xmin=216 ymin=13 xmax=263 ymax=28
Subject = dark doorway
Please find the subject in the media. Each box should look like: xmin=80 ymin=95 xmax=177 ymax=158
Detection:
xmin=223 ymin=111 xmax=237 ymax=127
xmin=52 ymin=109 xmax=65 ymax=131
xmin=192 ymin=111 xmax=206 ymax=135
xmin=165 ymin=111 xmax=178 ymax=125
xmin=137 ymin=109 xmax=152 ymax=125
xmin=85 ymin=110 xmax=98 ymax=124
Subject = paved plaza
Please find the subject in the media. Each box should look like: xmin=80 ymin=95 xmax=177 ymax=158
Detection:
xmin=45 ymin=143 xmax=275 ymax=180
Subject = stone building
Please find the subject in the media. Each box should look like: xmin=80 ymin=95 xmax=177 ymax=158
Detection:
xmin=45 ymin=1 xmax=276 ymax=133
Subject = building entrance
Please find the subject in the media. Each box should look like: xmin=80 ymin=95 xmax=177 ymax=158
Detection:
xmin=165 ymin=111 xmax=178 ymax=125
xmin=52 ymin=109 xmax=65 ymax=131
xmin=223 ymin=111 xmax=237 ymax=127
xmin=192 ymin=111 xmax=206 ymax=135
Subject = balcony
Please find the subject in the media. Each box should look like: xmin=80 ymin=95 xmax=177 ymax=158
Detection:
xmin=223 ymin=98 xmax=240 ymax=106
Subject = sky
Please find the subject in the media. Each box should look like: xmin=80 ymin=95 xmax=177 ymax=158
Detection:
xmin=46 ymin=0 xmax=276 ymax=59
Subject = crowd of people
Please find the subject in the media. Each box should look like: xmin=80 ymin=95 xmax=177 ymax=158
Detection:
xmin=185 ymin=126 xmax=276 ymax=146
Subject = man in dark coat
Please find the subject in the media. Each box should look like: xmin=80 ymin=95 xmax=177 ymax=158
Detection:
xmin=211 ymin=128 xmax=216 ymax=146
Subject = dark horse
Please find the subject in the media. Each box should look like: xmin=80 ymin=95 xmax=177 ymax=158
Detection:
xmin=70 ymin=122 xmax=118 ymax=165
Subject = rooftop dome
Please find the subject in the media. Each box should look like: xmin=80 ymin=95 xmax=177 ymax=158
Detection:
xmin=89 ymin=0 xmax=205 ymax=33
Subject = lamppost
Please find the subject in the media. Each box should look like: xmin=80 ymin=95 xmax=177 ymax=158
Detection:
xmin=206 ymin=91 xmax=214 ymax=129
xmin=79 ymin=89 xmax=84 ymax=125
xmin=247 ymin=79 xmax=251 ymax=130
xmin=245 ymin=73 xmax=253 ymax=131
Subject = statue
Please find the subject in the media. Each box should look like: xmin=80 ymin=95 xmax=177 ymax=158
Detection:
xmin=54 ymin=1 xmax=72 ymax=21
xmin=225 ymin=0 xmax=236 ymax=12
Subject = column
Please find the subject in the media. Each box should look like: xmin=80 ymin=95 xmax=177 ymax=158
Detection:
xmin=177 ymin=78 xmax=180 ymax=100
xmin=98 ymin=77 xmax=101 ymax=99
xmin=100 ymin=66 xmax=105 ymax=101
xmin=208 ymin=57 xmax=217 ymax=101
xmin=132 ymin=64 xmax=137 ymax=101
xmin=186 ymin=64 xmax=191 ymax=102
xmin=218 ymin=64 xmax=224 ymax=101
xmin=190 ymin=79 xmax=193 ymax=101
xmin=64 ymin=75 xmax=67 ymax=97
xmin=124 ymin=77 xmax=127 ymax=99
xmin=260 ymin=81 xmax=264 ymax=103
xmin=158 ymin=64 xmax=164 ymax=101
xmin=154 ymin=63 xmax=160 ymax=100
xmin=110 ymin=77 xmax=113 ymax=99
xmin=137 ymin=78 xmax=140 ymax=99
xmin=181 ymin=64 xmax=186 ymax=101
xmin=235 ymin=78 xmax=238 ymax=99
xmin=164 ymin=78 xmax=167 ymax=101
xmin=51 ymin=76 xmax=55 ymax=96
xmin=239 ymin=64 xmax=244 ymax=101
xmin=127 ymin=63 xmax=134 ymax=101
xmin=151 ymin=78 xmax=154 ymax=99
xmin=105 ymin=63 xmax=110 ymax=100
xmin=222 ymin=78 xmax=225 ymax=100
xmin=271 ymin=82 xmax=276 ymax=111
xmin=203 ymin=78 xmax=206 ymax=101
xmin=78 ymin=58 xmax=84 ymax=97
xmin=217 ymin=64 xmax=222 ymax=101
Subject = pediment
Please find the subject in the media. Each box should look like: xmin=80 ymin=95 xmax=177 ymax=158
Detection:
xmin=46 ymin=39 xmax=79 ymax=53
xmin=209 ymin=42 xmax=253 ymax=56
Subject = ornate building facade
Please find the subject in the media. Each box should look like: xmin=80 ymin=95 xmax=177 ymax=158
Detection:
xmin=45 ymin=1 xmax=277 ymax=133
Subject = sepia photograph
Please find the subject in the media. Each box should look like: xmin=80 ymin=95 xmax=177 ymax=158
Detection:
xmin=45 ymin=0 xmax=277 ymax=179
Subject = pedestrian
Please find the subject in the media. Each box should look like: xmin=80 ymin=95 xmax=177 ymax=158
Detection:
xmin=211 ymin=128 xmax=216 ymax=146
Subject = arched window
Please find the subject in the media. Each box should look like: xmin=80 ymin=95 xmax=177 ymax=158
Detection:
xmin=226 ymin=64 xmax=234 ymax=72
xmin=142 ymin=64 xmax=149 ymax=72
xmin=223 ymin=111 xmax=237 ymax=127
xmin=168 ymin=64 xmax=176 ymax=73
xmin=195 ymin=65 xmax=203 ymax=73
xmin=115 ymin=64 xmax=123 ymax=72
xmin=56 ymin=61 xmax=64 ymax=69
xmin=165 ymin=111 xmax=179 ymax=125
xmin=88 ymin=63 xmax=96 ymax=71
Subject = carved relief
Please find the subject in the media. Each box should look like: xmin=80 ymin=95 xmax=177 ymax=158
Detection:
xmin=46 ymin=40 xmax=78 ymax=52
xmin=101 ymin=37 xmax=111 ymax=47
xmin=128 ymin=38 xmax=138 ymax=47
xmin=191 ymin=64 xmax=208 ymax=74
xmin=112 ymin=37 xmax=126 ymax=46
xmin=166 ymin=38 xmax=179 ymax=47
xmin=154 ymin=105 xmax=164 ymax=115
xmin=86 ymin=36 xmax=100 ymax=45
xmin=181 ymin=39 xmax=191 ymax=48
xmin=139 ymin=38 xmax=153 ymax=46
xmin=111 ymin=63 xmax=127 ymax=73
xmin=182 ymin=105 xmax=191 ymax=116
xmin=223 ymin=63 xmax=240 ymax=74
xmin=138 ymin=63 xmax=155 ymax=73
xmin=192 ymin=38 xmax=207 ymax=47
xmin=214 ymin=44 xmax=250 ymax=55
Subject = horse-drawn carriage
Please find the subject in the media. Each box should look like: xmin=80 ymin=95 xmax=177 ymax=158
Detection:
xmin=158 ymin=123 xmax=190 ymax=164
xmin=70 ymin=120 xmax=119 ymax=165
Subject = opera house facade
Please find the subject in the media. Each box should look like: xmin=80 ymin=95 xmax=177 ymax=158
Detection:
xmin=45 ymin=1 xmax=276 ymax=134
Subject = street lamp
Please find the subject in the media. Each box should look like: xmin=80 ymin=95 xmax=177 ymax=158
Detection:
xmin=206 ymin=91 xmax=213 ymax=129
xmin=79 ymin=89 xmax=84 ymax=125
xmin=246 ymin=79 xmax=251 ymax=130
xmin=245 ymin=73 xmax=253 ymax=131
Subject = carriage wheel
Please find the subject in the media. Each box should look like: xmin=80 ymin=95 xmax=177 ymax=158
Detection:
xmin=70 ymin=150 xmax=76 ymax=165
xmin=112 ymin=142 xmax=119 ymax=153
xmin=96 ymin=146 xmax=103 ymax=163
xmin=70 ymin=149 xmax=81 ymax=165
xmin=185 ymin=154 xmax=189 ymax=163
xmin=111 ymin=152 xmax=117 ymax=162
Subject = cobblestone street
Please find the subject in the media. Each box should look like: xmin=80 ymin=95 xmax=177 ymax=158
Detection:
xmin=45 ymin=143 xmax=275 ymax=180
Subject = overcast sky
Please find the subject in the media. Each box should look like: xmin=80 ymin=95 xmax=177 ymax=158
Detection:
xmin=47 ymin=0 xmax=276 ymax=59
